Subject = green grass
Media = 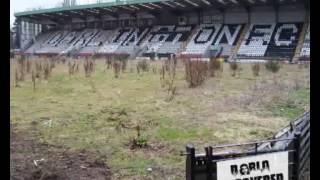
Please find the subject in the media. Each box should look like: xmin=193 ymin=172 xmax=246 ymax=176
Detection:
xmin=268 ymin=88 xmax=310 ymax=120
xmin=10 ymin=59 xmax=310 ymax=179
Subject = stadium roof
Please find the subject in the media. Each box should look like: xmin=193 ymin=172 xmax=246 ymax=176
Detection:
xmin=15 ymin=0 xmax=172 ymax=17
xmin=15 ymin=0 xmax=308 ymax=22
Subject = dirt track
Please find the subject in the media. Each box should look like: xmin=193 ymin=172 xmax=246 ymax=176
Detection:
xmin=10 ymin=127 xmax=111 ymax=180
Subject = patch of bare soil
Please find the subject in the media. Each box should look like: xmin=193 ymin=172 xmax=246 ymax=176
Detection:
xmin=10 ymin=128 xmax=111 ymax=180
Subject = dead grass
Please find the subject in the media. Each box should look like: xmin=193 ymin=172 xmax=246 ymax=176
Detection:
xmin=10 ymin=57 xmax=309 ymax=179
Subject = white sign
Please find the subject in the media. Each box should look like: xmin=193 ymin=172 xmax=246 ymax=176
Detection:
xmin=217 ymin=151 xmax=289 ymax=180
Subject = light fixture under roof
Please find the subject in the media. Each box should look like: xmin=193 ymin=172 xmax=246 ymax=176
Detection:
xmin=102 ymin=7 xmax=113 ymax=12
xmin=229 ymin=0 xmax=239 ymax=4
xmin=121 ymin=6 xmax=135 ymax=11
xmin=216 ymin=0 xmax=226 ymax=5
xmin=173 ymin=1 xmax=186 ymax=7
xmin=183 ymin=0 xmax=199 ymax=7
xmin=148 ymin=3 xmax=162 ymax=8
xmin=161 ymin=1 xmax=176 ymax=8
xmin=129 ymin=5 xmax=140 ymax=10
xmin=200 ymin=0 xmax=211 ymax=5
xmin=140 ymin=4 xmax=155 ymax=10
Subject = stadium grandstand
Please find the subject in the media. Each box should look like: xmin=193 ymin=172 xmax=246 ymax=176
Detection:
xmin=14 ymin=0 xmax=310 ymax=62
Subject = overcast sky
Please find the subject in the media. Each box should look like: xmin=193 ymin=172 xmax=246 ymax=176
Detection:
xmin=10 ymin=0 xmax=108 ymax=27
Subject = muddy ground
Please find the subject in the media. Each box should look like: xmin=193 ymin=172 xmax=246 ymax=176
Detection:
xmin=10 ymin=127 xmax=111 ymax=180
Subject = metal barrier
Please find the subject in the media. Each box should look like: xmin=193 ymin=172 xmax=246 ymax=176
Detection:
xmin=184 ymin=111 xmax=310 ymax=180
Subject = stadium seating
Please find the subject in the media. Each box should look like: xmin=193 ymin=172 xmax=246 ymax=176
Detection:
xmin=265 ymin=23 xmax=302 ymax=58
xmin=35 ymin=30 xmax=79 ymax=54
xmin=23 ymin=22 xmax=305 ymax=61
xmin=115 ymin=27 xmax=151 ymax=55
xmin=237 ymin=24 xmax=276 ymax=58
xmin=98 ymin=28 xmax=135 ymax=54
xmin=78 ymin=30 xmax=112 ymax=54
xmin=158 ymin=26 xmax=193 ymax=54
xmin=300 ymin=25 xmax=310 ymax=59
xmin=142 ymin=25 xmax=174 ymax=54
xmin=211 ymin=24 xmax=243 ymax=56
xmin=237 ymin=23 xmax=302 ymax=59
xmin=182 ymin=24 xmax=222 ymax=55
xmin=25 ymin=30 xmax=58 ymax=54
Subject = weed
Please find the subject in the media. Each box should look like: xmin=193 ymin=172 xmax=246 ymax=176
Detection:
xmin=35 ymin=60 xmax=43 ymax=80
xmin=185 ymin=59 xmax=208 ymax=88
xmin=83 ymin=58 xmax=95 ymax=77
xmin=68 ymin=60 xmax=76 ymax=76
xmin=136 ymin=60 xmax=149 ymax=73
xmin=161 ymin=58 xmax=178 ymax=101
xmin=121 ymin=60 xmax=127 ymax=73
xmin=106 ymin=57 xmax=112 ymax=69
xmin=209 ymin=58 xmax=223 ymax=77
xmin=14 ymin=68 xmax=20 ymax=87
xmin=129 ymin=125 xmax=148 ymax=149
xmin=43 ymin=60 xmax=51 ymax=80
xmin=251 ymin=63 xmax=260 ymax=77
xmin=26 ymin=60 xmax=32 ymax=74
xmin=229 ymin=62 xmax=239 ymax=77
xmin=265 ymin=61 xmax=280 ymax=74
xmin=113 ymin=61 xmax=121 ymax=78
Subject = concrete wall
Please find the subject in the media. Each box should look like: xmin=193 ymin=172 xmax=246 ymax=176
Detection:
xmin=278 ymin=4 xmax=306 ymax=22
xmin=225 ymin=6 xmax=248 ymax=24
xmin=158 ymin=11 xmax=178 ymax=25
xmin=250 ymin=6 xmax=276 ymax=23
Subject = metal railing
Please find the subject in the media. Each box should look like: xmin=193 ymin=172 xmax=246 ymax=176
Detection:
xmin=183 ymin=111 xmax=310 ymax=180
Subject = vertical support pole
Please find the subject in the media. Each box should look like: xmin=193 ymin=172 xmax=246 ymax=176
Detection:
xmin=16 ymin=19 xmax=21 ymax=49
xmin=186 ymin=145 xmax=195 ymax=180
xmin=294 ymin=132 xmax=301 ymax=180
xmin=197 ymin=10 xmax=201 ymax=25
xmin=255 ymin=143 xmax=258 ymax=154
xmin=275 ymin=5 xmax=279 ymax=23
xmin=205 ymin=146 xmax=213 ymax=180
xmin=245 ymin=6 xmax=251 ymax=24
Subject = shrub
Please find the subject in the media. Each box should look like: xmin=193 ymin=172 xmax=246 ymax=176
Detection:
xmin=50 ymin=59 xmax=55 ymax=70
xmin=105 ymin=56 xmax=112 ymax=69
xmin=31 ymin=70 xmax=36 ymax=91
xmin=26 ymin=60 xmax=32 ymax=74
xmin=14 ymin=68 xmax=20 ymax=87
xmin=129 ymin=125 xmax=148 ymax=149
xmin=229 ymin=62 xmax=239 ymax=77
xmin=265 ymin=60 xmax=280 ymax=74
xmin=121 ymin=59 xmax=128 ymax=73
xmin=209 ymin=58 xmax=223 ymax=77
xmin=43 ymin=59 xmax=52 ymax=80
xmin=184 ymin=59 xmax=208 ymax=88
xmin=160 ymin=65 xmax=166 ymax=88
xmin=68 ymin=60 xmax=76 ymax=76
xmin=160 ymin=59 xmax=177 ymax=101
xmin=35 ymin=60 xmax=42 ymax=79
xmin=251 ymin=63 xmax=260 ymax=77
xmin=75 ymin=62 xmax=79 ymax=73
xmin=17 ymin=56 xmax=26 ymax=81
xmin=136 ymin=60 xmax=149 ymax=73
xmin=113 ymin=60 xmax=121 ymax=78
xmin=152 ymin=66 xmax=157 ymax=74
xmin=19 ymin=65 xmax=25 ymax=81
xmin=83 ymin=58 xmax=95 ymax=77
xmin=61 ymin=57 xmax=66 ymax=64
